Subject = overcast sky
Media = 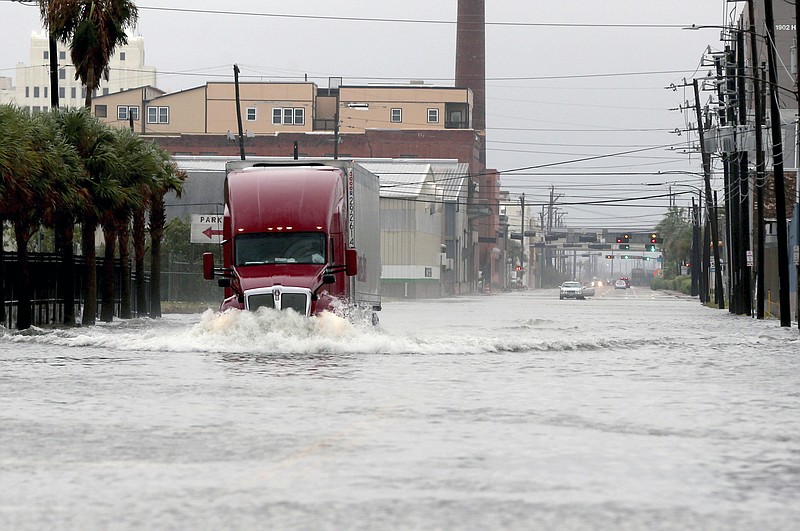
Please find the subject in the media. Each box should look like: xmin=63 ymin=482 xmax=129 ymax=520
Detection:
xmin=0 ymin=0 xmax=734 ymax=231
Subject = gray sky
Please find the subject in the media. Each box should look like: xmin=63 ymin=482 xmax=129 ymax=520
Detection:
xmin=0 ymin=0 xmax=731 ymax=231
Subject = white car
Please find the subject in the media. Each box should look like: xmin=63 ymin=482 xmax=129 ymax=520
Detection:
xmin=559 ymin=281 xmax=585 ymax=300
xmin=614 ymin=279 xmax=627 ymax=289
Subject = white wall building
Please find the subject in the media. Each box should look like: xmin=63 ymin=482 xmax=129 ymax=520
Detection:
xmin=1 ymin=30 xmax=156 ymax=111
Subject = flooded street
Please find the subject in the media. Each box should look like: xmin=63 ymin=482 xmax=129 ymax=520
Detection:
xmin=2 ymin=287 xmax=799 ymax=530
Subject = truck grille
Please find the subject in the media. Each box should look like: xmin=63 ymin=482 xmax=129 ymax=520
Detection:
xmin=281 ymin=293 xmax=308 ymax=314
xmin=247 ymin=293 xmax=275 ymax=311
xmin=245 ymin=288 xmax=311 ymax=316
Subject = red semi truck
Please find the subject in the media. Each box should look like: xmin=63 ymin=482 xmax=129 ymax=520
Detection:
xmin=203 ymin=160 xmax=381 ymax=321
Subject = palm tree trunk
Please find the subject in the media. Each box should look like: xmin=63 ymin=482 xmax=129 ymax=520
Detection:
xmin=84 ymin=70 xmax=94 ymax=109
xmin=100 ymin=224 xmax=116 ymax=322
xmin=133 ymin=209 xmax=147 ymax=316
xmin=149 ymin=196 xmax=165 ymax=318
xmin=118 ymin=220 xmax=132 ymax=319
xmin=0 ymin=220 xmax=6 ymax=326
xmin=55 ymin=218 xmax=76 ymax=326
xmin=13 ymin=223 xmax=32 ymax=330
xmin=81 ymin=220 xmax=97 ymax=325
xmin=150 ymin=196 xmax=166 ymax=317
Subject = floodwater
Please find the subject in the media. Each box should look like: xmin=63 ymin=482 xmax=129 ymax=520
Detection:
xmin=1 ymin=287 xmax=799 ymax=530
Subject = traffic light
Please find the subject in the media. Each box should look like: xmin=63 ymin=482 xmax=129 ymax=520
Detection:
xmin=649 ymin=232 xmax=662 ymax=244
xmin=621 ymin=255 xmax=630 ymax=260
xmin=616 ymin=233 xmax=631 ymax=244
xmin=619 ymin=244 xmax=630 ymax=250
xmin=605 ymin=254 xmax=614 ymax=259
xmin=616 ymin=236 xmax=623 ymax=243
xmin=645 ymin=244 xmax=656 ymax=252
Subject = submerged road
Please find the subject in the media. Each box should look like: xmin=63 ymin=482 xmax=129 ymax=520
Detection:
xmin=1 ymin=288 xmax=799 ymax=529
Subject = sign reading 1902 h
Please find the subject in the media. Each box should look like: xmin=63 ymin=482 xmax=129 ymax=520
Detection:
xmin=190 ymin=214 xmax=223 ymax=244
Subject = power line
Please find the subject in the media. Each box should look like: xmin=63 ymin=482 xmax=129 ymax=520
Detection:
xmin=131 ymin=5 xmax=702 ymax=30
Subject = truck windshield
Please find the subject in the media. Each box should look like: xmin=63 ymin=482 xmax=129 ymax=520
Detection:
xmin=235 ymin=232 xmax=326 ymax=266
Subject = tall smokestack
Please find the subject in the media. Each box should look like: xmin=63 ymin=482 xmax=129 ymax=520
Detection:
xmin=455 ymin=0 xmax=486 ymax=163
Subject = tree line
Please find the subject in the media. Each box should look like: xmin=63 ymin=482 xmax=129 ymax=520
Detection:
xmin=1 ymin=104 xmax=185 ymax=329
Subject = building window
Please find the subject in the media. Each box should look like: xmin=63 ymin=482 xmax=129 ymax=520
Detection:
xmin=33 ymin=86 xmax=40 ymax=98
xmin=59 ymin=68 xmax=65 ymax=80
xmin=147 ymin=106 xmax=169 ymax=124
xmin=43 ymin=51 xmax=48 ymax=60
xmin=59 ymin=51 xmax=66 ymax=60
xmin=71 ymin=87 xmax=76 ymax=99
xmin=44 ymin=87 xmax=48 ymax=99
xmin=102 ymin=88 xmax=109 ymax=96
xmin=32 ymin=106 xmax=41 ymax=114
xmin=25 ymin=86 xmax=29 ymax=98
xmin=272 ymin=107 xmax=305 ymax=125
xmin=95 ymin=105 xmax=107 ymax=118
xmin=120 ymin=51 xmax=126 ymax=61
xmin=427 ymin=108 xmax=439 ymax=123
xmin=391 ymin=108 xmax=402 ymax=123
xmin=118 ymin=105 xmax=140 ymax=121
xmin=246 ymin=107 xmax=257 ymax=121
xmin=59 ymin=87 xmax=65 ymax=99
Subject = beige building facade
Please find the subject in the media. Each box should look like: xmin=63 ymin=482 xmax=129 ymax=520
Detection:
xmin=92 ymin=81 xmax=472 ymax=137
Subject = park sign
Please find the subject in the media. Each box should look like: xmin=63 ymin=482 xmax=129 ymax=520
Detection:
xmin=190 ymin=214 xmax=223 ymax=244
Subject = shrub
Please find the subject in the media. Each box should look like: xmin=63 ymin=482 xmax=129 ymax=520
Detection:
xmin=650 ymin=275 xmax=692 ymax=295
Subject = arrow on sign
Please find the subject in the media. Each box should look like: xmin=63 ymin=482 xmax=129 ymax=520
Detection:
xmin=202 ymin=227 xmax=224 ymax=240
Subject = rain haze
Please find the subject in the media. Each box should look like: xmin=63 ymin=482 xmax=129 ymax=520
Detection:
xmin=1 ymin=0 xmax=728 ymax=230
xmin=3 ymin=3 xmax=800 ymax=529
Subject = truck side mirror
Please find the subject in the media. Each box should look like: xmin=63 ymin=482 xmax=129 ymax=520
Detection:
xmin=345 ymin=248 xmax=358 ymax=277
xmin=203 ymin=252 xmax=215 ymax=280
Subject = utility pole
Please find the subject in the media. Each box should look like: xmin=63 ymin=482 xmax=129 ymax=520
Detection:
xmin=736 ymin=28 xmax=752 ymax=316
xmin=720 ymin=50 xmax=737 ymax=313
xmin=747 ymin=0 xmax=766 ymax=318
xmin=691 ymin=196 xmax=701 ymax=297
xmin=233 ymin=64 xmax=246 ymax=161
xmin=694 ymin=78 xmax=725 ymax=309
xmin=520 ymin=193 xmax=525 ymax=282
xmin=796 ymin=0 xmax=800 ymax=330
xmin=756 ymin=64 xmax=767 ymax=318
xmin=333 ymin=93 xmax=340 ymax=160
xmin=764 ymin=0 xmax=792 ymax=326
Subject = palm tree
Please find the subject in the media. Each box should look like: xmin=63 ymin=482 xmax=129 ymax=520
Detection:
xmin=99 ymin=127 xmax=155 ymax=322
xmin=0 ymin=105 xmax=82 ymax=329
xmin=41 ymin=0 xmax=138 ymax=109
xmin=0 ymin=105 xmax=41 ymax=329
xmin=54 ymin=108 xmax=122 ymax=325
xmin=148 ymin=151 xmax=186 ymax=318
xmin=34 ymin=110 xmax=84 ymax=326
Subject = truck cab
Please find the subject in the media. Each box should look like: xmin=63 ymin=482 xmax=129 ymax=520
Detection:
xmin=203 ymin=161 xmax=380 ymax=318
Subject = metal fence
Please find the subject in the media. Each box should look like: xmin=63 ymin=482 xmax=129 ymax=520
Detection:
xmin=0 ymin=252 xmax=147 ymax=328
xmin=1 ymin=252 xmax=223 ymax=328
